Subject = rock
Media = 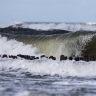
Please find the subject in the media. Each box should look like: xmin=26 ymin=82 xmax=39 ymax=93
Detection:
xmin=90 ymin=55 xmax=95 ymax=61
xmin=60 ymin=55 xmax=67 ymax=61
xmin=79 ymin=57 xmax=83 ymax=60
xmin=35 ymin=57 xmax=39 ymax=59
xmin=9 ymin=55 xmax=17 ymax=59
xmin=75 ymin=57 xmax=79 ymax=61
xmin=69 ymin=57 xmax=73 ymax=60
xmin=30 ymin=56 xmax=35 ymax=60
xmin=17 ymin=54 xmax=30 ymax=59
xmin=41 ymin=55 xmax=46 ymax=58
xmin=83 ymin=55 xmax=89 ymax=61
xmin=49 ymin=56 xmax=56 ymax=60
xmin=2 ymin=54 xmax=7 ymax=58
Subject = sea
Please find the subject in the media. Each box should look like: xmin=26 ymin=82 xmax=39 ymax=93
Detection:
xmin=0 ymin=22 xmax=96 ymax=96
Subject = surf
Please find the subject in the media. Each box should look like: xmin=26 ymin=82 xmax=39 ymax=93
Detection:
xmin=0 ymin=32 xmax=96 ymax=60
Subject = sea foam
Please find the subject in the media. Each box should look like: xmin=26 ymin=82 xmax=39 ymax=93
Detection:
xmin=0 ymin=22 xmax=96 ymax=31
xmin=0 ymin=35 xmax=40 ymax=56
xmin=0 ymin=58 xmax=96 ymax=77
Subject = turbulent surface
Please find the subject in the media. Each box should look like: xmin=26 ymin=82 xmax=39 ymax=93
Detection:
xmin=0 ymin=22 xmax=96 ymax=31
xmin=0 ymin=22 xmax=96 ymax=96
xmin=0 ymin=58 xmax=96 ymax=96
xmin=1 ymin=70 xmax=96 ymax=96
xmin=0 ymin=31 xmax=96 ymax=59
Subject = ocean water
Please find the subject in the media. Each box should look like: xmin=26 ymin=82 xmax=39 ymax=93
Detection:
xmin=0 ymin=22 xmax=96 ymax=96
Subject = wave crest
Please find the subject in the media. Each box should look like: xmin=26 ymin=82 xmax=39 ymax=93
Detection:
xmin=0 ymin=22 xmax=96 ymax=32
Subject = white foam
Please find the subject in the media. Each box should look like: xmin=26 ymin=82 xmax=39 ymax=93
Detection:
xmin=86 ymin=22 xmax=96 ymax=25
xmin=0 ymin=58 xmax=96 ymax=77
xmin=0 ymin=35 xmax=40 ymax=56
xmin=14 ymin=91 xmax=30 ymax=96
xmin=53 ymin=80 xmax=96 ymax=86
xmin=0 ymin=21 xmax=22 ymax=28
xmin=18 ymin=23 xmax=96 ymax=31
xmin=0 ymin=22 xmax=96 ymax=31
xmin=50 ymin=33 xmax=95 ymax=58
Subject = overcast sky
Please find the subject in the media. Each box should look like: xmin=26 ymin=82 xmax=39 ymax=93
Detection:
xmin=0 ymin=0 xmax=96 ymax=23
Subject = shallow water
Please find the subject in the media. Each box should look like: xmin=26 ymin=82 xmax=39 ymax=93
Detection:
xmin=1 ymin=70 xmax=96 ymax=96
xmin=0 ymin=58 xmax=96 ymax=96
xmin=0 ymin=22 xmax=96 ymax=96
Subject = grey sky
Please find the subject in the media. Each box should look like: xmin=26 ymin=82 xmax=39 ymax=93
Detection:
xmin=0 ymin=0 xmax=96 ymax=23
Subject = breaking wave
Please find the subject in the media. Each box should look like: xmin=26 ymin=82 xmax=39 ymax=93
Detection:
xmin=0 ymin=22 xmax=96 ymax=77
xmin=0 ymin=35 xmax=40 ymax=56
xmin=0 ymin=32 xmax=96 ymax=59
xmin=0 ymin=22 xmax=96 ymax=31
xmin=0 ymin=58 xmax=96 ymax=77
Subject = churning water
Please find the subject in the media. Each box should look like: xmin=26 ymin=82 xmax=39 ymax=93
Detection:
xmin=0 ymin=22 xmax=96 ymax=96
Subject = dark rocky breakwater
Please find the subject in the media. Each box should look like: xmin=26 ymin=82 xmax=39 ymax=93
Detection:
xmin=0 ymin=54 xmax=96 ymax=62
xmin=60 ymin=55 xmax=96 ymax=61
